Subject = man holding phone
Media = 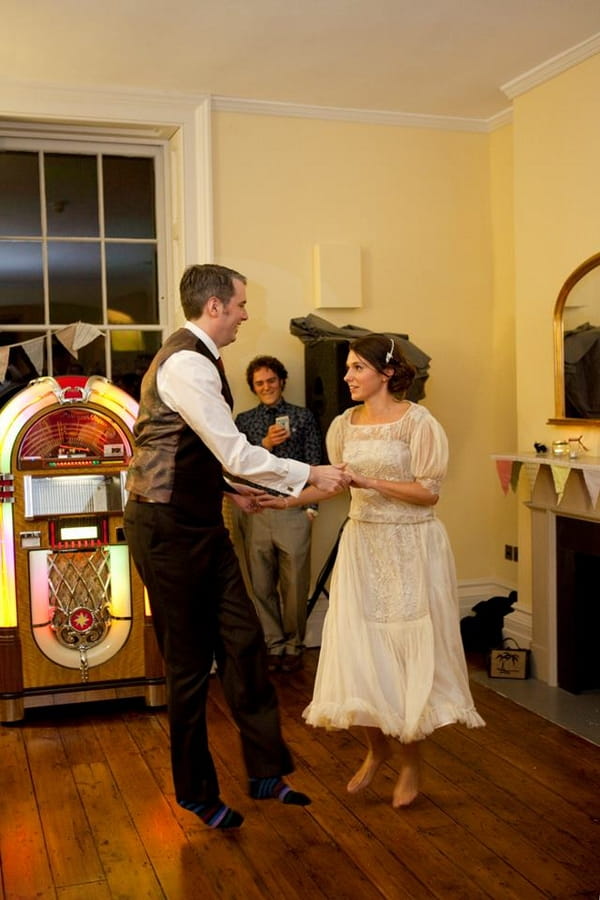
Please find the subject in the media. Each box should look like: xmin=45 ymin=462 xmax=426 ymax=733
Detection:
xmin=235 ymin=356 xmax=322 ymax=672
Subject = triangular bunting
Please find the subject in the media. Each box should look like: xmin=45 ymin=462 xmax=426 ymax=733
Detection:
xmin=22 ymin=337 xmax=45 ymax=374
xmin=72 ymin=321 xmax=104 ymax=351
xmin=0 ymin=346 xmax=9 ymax=382
xmin=495 ymin=459 xmax=513 ymax=495
xmin=55 ymin=322 xmax=104 ymax=357
xmin=55 ymin=324 xmax=78 ymax=357
xmin=582 ymin=469 xmax=600 ymax=508
xmin=550 ymin=465 xmax=570 ymax=504
xmin=523 ymin=462 xmax=540 ymax=495
xmin=510 ymin=460 xmax=523 ymax=492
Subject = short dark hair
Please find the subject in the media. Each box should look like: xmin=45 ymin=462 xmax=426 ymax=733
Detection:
xmin=350 ymin=334 xmax=416 ymax=398
xmin=245 ymin=355 xmax=288 ymax=393
xmin=179 ymin=264 xmax=247 ymax=319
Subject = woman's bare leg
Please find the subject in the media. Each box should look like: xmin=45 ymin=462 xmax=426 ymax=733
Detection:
xmin=392 ymin=741 xmax=421 ymax=807
xmin=346 ymin=727 xmax=391 ymax=793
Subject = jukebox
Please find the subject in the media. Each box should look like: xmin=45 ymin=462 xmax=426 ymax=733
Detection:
xmin=0 ymin=375 xmax=165 ymax=722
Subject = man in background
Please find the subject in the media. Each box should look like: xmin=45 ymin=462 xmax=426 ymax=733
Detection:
xmin=236 ymin=356 xmax=321 ymax=673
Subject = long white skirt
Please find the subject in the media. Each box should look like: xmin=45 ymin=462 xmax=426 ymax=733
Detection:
xmin=303 ymin=517 xmax=484 ymax=742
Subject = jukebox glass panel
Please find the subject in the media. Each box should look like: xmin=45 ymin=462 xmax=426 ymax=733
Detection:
xmin=18 ymin=406 xmax=132 ymax=467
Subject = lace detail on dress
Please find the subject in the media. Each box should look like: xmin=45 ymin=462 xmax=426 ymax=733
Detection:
xmin=358 ymin=522 xmax=428 ymax=622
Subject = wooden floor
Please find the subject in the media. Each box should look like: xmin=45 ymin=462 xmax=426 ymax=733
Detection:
xmin=1 ymin=650 xmax=599 ymax=900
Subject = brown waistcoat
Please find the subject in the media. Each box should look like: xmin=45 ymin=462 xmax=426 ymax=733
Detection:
xmin=126 ymin=328 xmax=233 ymax=522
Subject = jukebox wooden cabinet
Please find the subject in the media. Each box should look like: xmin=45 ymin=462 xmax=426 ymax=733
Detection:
xmin=0 ymin=375 xmax=165 ymax=722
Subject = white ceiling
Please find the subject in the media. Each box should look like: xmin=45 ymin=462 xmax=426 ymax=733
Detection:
xmin=2 ymin=0 xmax=600 ymax=121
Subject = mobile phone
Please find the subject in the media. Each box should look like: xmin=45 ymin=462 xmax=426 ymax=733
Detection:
xmin=275 ymin=415 xmax=290 ymax=434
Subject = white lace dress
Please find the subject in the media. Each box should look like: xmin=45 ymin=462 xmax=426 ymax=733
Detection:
xmin=303 ymin=403 xmax=484 ymax=741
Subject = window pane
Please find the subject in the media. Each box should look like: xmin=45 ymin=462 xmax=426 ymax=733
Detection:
xmin=104 ymin=156 xmax=156 ymax=239
xmin=52 ymin=333 xmax=106 ymax=378
xmin=48 ymin=241 xmax=102 ymax=324
xmin=45 ymin=153 xmax=99 ymax=237
xmin=111 ymin=331 xmax=160 ymax=401
xmin=0 ymin=241 xmax=44 ymax=323
xmin=106 ymin=243 xmax=158 ymax=323
xmin=0 ymin=151 xmax=41 ymax=236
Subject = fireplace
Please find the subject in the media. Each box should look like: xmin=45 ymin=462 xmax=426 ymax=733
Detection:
xmin=525 ymin=456 xmax=600 ymax=691
xmin=556 ymin=515 xmax=600 ymax=693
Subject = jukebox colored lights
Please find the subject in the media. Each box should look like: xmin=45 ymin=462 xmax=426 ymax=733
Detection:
xmin=0 ymin=503 xmax=17 ymax=626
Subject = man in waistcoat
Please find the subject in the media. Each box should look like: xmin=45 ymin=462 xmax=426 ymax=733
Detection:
xmin=123 ymin=263 xmax=349 ymax=830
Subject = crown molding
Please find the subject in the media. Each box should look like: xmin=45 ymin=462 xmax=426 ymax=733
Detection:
xmin=486 ymin=107 xmax=513 ymax=131
xmin=212 ymin=95 xmax=495 ymax=133
xmin=501 ymin=31 xmax=600 ymax=99
xmin=1 ymin=79 xmax=512 ymax=136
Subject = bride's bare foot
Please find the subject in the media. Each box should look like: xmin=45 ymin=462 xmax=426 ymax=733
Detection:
xmin=346 ymin=745 xmax=392 ymax=793
xmin=392 ymin=743 xmax=421 ymax=807
xmin=392 ymin=765 xmax=419 ymax=807
xmin=346 ymin=729 xmax=392 ymax=794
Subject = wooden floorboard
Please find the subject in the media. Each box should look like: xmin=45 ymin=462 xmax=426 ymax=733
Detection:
xmin=1 ymin=649 xmax=599 ymax=899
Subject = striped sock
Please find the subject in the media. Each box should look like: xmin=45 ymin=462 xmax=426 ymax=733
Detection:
xmin=178 ymin=799 xmax=244 ymax=829
xmin=248 ymin=776 xmax=311 ymax=806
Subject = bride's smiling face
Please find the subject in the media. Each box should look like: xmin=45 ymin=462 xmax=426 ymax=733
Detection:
xmin=344 ymin=350 xmax=389 ymax=401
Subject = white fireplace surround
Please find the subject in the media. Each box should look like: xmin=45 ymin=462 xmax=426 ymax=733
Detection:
xmin=494 ymin=453 xmax=600 ymax=686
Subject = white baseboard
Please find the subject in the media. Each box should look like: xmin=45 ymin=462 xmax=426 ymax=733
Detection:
xmin=306 ymin=577 xmax=531 ymax=649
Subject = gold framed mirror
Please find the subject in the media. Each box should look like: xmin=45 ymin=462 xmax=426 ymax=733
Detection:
xmin=549 ymin=252 xmax=600 ymax=425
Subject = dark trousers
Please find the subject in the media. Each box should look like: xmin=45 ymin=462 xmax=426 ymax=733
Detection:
xmin=123 ymin=499 xmax=293 ymax=804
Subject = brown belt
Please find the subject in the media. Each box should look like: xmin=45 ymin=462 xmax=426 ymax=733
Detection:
xmin=128 ymin=492 xmax=158 ymax=504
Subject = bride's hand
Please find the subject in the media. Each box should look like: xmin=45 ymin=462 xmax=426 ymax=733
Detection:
xmin=346 ymin=467 xmax=369 ymax=489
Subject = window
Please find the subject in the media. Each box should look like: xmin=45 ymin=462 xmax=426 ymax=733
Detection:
xmin=0 ymin=136 xmax=168 ymax=403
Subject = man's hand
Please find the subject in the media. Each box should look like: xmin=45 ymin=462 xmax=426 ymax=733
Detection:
xmin=227 ymin=488 xmax=270 ymax=514
xmin=262 ymin=423 xmax=289 ymax=450
xmin=308 ymin=464 xmax=350 ymax=493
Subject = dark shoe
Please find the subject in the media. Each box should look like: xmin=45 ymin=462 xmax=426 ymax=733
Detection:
xmin=281 ymin=653 xmax=303 ymax=673
xmin=267 ymin=654 xmax=283 ymax=672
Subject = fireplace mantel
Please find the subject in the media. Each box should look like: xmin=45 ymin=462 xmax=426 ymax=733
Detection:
xmin=493 ymin=452 xmax=600 ymax=687
xmin=492 ymin=451 xmax=600 ymax=473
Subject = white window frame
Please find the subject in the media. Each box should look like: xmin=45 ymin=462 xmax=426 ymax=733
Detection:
xmin=0 ymin=133 xmax=169 ymax=379
xmin=0 ymin=84 xmax=214 ymax=341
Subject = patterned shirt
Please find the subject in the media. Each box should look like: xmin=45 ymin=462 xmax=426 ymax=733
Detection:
xmin=235 ymin=398 xmax=322 ymax=470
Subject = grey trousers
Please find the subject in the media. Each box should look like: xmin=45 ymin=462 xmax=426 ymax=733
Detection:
xmin=239 ymin=507 xmax=312 ymax=656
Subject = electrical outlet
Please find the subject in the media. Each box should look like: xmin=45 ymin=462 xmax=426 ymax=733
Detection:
xmin=504 ymin=544 xmax=513 ymax=560
xmin=513 ymin=546 xmax=519 ymax=562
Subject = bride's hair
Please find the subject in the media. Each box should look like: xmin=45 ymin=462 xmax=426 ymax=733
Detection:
xmin=350 ymin=334 xmax=416 ymax=398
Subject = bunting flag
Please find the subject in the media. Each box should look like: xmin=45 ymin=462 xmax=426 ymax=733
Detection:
xmin=0 ymin=346 xmax=9 ymax=383
xmin=55 ymin=322 xmax=104 ymax=357
xmin=523 ymin=462 xmax=540 ymax=494
xmin=494 ymin=457 xmax=600 ymax=508
xmin=550 ymin=465 xmax=570 ymax=504
xmin=510 ymin=460 xmax=522 ymax=492
xmin=495 ymin=458 xmax=513 ymax=495
xmin=582 ymin=469 xmax=600 ymax=508
xmin=0 ymin=322 xmax=105 ymax=382
xmin=22 ymin=337 xmax=45 ymax=376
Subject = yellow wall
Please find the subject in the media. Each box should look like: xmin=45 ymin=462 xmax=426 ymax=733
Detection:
xmin=512 ymin=52 xmax=600 ymax=609
xmin=489 ymin=123 xmax=519 ymax=585
xmin=513 ymin=52 xmax=600 ymax=456
xmin=212 ymin=111 xmax=502 ymax=582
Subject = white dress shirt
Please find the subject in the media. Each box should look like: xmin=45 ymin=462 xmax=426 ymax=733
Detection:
xmin=156 ymin=322 xmax=309 ymax=496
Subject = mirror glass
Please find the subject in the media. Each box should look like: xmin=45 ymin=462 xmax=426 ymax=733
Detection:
xmin=552 ymin=253 xmax=600 ymax=423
